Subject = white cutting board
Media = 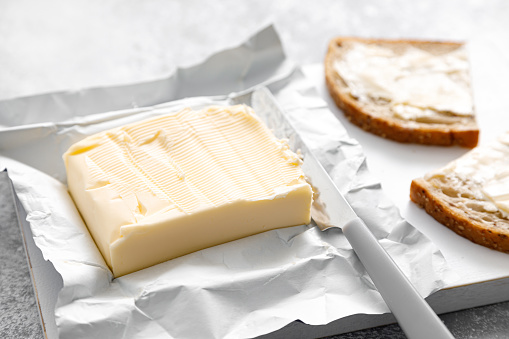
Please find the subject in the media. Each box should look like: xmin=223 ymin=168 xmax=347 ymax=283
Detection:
xmin=304 ymin=64 xmax=509 ymax=289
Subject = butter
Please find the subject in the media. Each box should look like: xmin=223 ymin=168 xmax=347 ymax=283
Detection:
xmin=483 ymin=176 xmax=509 ymax=215
xmin=64 ymin=105 xmax=313 ymax=277
xmin=479 ymin=135 xmax=509 ymax=215
xmin=333 ymin=42 xmax=473 ymax=122
xmin=427 ymin=131 xmax=509 ymax=216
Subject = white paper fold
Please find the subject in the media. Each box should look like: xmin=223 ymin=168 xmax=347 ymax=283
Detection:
xmin=0 ymin=25 xmax=454 ymax=339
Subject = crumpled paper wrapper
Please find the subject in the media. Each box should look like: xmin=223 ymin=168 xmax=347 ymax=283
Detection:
xmin=0 ymin=25 xmax=454 ymax=339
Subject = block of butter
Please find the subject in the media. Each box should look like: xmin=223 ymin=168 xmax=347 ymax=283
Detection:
xmin=64 ymin=105 xmax=313 ymax=277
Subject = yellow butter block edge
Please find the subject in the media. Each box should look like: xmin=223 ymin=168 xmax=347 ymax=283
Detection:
xmin=64 ymin=105 xmax=313 ymax=277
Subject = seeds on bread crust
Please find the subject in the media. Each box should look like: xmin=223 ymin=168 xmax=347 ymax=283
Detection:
xmin=410 ymin=133 xmax=509 ymax=253
xmin=411 ymin=178 xmax=509 ymax=253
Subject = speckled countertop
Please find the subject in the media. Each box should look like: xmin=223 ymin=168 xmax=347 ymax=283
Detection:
xmin=0 ymin=171 xmax=44 ymax=339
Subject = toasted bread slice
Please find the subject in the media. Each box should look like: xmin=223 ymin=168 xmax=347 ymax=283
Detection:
xmin=325 ymin=37 xmax=479 ymax=147
xmin=410 ymin=132 xmax=509 ymax=253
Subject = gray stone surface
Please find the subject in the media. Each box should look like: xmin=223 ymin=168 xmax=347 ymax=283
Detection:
xmin=0 ymin=171 xmax=44 ymax=339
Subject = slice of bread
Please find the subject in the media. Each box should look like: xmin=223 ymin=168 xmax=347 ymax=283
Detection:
xmin=325 ymin=37 xmax=479 ymax=147
xmin=410 ymin=132 xmax=509 ymax=253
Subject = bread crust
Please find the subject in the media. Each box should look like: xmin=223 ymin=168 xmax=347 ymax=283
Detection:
xmin=325 ymin=37 xmax=479 ymax=148
xmin=410 ymin=178 xmax=509 ymax=253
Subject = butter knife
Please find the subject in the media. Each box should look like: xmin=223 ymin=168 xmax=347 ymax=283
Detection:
xmin=240 ymin=87 xmax=455 ymax=339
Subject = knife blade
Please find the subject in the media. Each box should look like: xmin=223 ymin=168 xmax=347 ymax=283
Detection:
xmin=241 ymin=87 xmax=454 ymax=339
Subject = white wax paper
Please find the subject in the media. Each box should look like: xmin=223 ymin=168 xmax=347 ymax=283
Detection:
xmin=0 ymin=26 xmax=453 ymax=339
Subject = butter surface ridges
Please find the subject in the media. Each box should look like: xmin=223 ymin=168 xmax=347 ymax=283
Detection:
xmin=64 ymin=105 xmax=313 ymax=277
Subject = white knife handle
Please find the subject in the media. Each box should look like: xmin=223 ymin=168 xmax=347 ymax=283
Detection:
xmin=342 ymin=217 xmax=454 ymax=339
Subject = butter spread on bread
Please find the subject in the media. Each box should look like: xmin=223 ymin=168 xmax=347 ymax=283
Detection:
xmin=411 ymin=131 xmax=509 ymax=253
xmin=325 ymin=37 xmax=479 ymax=147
